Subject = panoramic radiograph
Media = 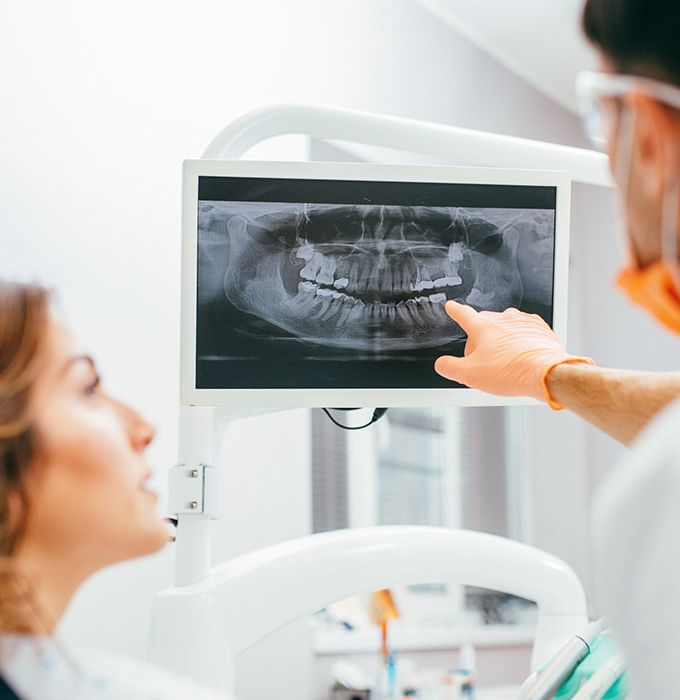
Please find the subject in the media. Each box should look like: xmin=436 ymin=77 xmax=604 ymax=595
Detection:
xmin=197 ymin=201 xmax=554 ymax=353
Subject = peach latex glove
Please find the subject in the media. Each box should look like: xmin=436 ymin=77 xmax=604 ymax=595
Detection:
xmin=433 ymin=301 xmax=595 ymax=409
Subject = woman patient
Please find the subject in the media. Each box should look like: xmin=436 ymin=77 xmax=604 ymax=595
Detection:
xmin=0 ymin=281 xmax=231 ymax=699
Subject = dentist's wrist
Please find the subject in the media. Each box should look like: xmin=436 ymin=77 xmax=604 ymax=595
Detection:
xmin=541 ymin=356 xmax=597 ymax=410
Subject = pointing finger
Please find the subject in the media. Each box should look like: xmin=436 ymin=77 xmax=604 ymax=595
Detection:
xmin=443 ymin=300 xmax=479 ymax=334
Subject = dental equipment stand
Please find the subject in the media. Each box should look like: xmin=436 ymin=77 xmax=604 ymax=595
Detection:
xmin=149 ymin=105 xmax=613 ymax=694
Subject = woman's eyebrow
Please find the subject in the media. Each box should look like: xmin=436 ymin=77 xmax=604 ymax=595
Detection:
xmin=59 ymin=354 xmax=97 ymax=377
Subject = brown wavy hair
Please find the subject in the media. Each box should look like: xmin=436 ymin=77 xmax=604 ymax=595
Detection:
xmin=0 ymin=281 xmax=51 ymax=633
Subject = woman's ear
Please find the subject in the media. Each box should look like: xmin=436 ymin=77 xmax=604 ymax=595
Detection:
xmin=4 ymin=485 xmax=27 ymax=547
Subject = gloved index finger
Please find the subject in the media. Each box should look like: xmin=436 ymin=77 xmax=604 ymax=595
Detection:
xmin=444 ymin=300 xmax=479 ymax=334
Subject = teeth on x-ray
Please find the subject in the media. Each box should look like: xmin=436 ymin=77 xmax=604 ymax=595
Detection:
xmin=199 ymin=202 xmax=552 ymax=352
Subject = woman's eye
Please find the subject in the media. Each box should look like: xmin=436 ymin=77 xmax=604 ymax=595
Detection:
xmin=84 ymin=377 xmax=101 ymax=397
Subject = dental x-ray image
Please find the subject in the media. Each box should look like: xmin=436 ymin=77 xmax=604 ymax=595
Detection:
xmin=195 ymin=176 xmax=556 ymax=390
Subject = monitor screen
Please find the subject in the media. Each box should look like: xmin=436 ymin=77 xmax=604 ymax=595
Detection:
xmin=193 ymin=171 xmax=559 ymax=392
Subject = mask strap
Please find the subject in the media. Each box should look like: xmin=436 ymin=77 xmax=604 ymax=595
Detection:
xmin=661 ymin=172 xmax=680 ymax=289
xmin=613 ymin=105 xmax=638 ymax=265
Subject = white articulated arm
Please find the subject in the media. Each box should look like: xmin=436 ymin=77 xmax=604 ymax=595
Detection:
xmin=150 ymin=526 xmax=587 ymax=691
xmin=202 ymin=103 xmax=613 ymax=187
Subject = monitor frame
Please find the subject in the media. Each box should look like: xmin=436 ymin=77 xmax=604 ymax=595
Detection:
xmin=181 ymin=159 xmax=571 ymax=408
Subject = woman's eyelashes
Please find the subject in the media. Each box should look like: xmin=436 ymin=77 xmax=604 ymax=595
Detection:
xmin=83 ymin=374 xmax=101 ymax=398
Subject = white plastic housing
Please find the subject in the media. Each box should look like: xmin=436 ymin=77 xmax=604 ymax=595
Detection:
xmin=202 ymin=103 xmax=612 ymax=188
xmin=182 ymin=159 xmax=571 ymax=409
xmin=149 ymin=526 xmax=588 ymax=693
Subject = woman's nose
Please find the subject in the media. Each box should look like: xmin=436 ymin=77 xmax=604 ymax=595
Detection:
xmin=111 ymin=396 xmax=156 ymax=450
xmin=136 ymin=418 xmax=156 ymax=450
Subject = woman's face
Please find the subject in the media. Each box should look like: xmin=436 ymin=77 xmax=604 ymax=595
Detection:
xmin=19 ymin=316 xmax=167 ymax=570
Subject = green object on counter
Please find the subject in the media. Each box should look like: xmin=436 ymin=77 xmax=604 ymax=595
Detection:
xmin=553 ymin=631 xmax=628 ymax=699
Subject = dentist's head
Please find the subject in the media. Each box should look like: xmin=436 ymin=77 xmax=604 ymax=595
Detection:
xmin=580 ymin=0 xmax=680 ymax=332
xmin=0 ymin=282 xmax=168 ymax=634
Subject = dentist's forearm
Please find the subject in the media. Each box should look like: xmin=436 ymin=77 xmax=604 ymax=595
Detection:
xmin=546 ymin=363 xmax=680 ymax=446
xmin=435 ymin=303 xmax=680 ymax=445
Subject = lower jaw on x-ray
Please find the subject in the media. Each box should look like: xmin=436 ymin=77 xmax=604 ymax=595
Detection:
xmin=196 ymin=197 xmax=555 ymax=390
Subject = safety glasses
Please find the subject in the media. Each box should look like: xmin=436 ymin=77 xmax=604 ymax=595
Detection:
xmin=575 ymin=70 xmax=680 ymax=150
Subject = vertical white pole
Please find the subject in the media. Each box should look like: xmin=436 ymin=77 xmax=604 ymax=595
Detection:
xmin=175 ymin=405 xmax=215 ymax=586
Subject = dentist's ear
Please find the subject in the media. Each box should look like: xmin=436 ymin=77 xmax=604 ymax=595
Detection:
xmin=629 ymin=92 xmax=680 ymax=200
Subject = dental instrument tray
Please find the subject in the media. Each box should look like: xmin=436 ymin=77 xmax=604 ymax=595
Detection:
xmin=181 ymin=159 xmax=570 ymax=408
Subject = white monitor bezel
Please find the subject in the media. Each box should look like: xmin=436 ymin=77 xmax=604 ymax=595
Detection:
xmin=182 ymin=159 xmax=570 ymax=408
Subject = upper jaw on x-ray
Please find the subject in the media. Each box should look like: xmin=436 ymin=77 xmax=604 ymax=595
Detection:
xmin=199 ymin=202 xmax=552 ymax=352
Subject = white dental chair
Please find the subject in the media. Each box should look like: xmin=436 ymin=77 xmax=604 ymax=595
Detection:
xmin=149 ymin=522 xmax=588 ymax=693
xmin=148 ymin=404 xmax=591 ymax=696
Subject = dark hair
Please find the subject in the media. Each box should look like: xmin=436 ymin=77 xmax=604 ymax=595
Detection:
xmin=582 ymin=0 xmax=680 ymax=86
xmin=0 ymin=281 xmax=51 ymax=632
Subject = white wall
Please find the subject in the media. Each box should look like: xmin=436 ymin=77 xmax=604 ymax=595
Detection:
xmin=0 ymin=1 xmax=335 ymax=697
xmin=3 ymin=1 xmax=678 ymax=698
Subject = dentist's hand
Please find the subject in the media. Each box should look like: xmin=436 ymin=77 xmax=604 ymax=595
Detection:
xmin=434 ymin=301 xmax=595 ymax=409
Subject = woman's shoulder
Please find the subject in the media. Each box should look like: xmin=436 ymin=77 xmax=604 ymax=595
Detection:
xmin=0 ymin=635 xmax=233 ymax=700
xmin=75 ymin=647 xmax=232 ymax=700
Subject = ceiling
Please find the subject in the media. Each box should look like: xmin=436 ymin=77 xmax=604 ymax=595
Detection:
xmin=414 ymin=0 xmax=597 ymax=113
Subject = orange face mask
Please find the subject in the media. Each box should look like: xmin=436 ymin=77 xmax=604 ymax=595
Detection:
xmin=617 ymin=260 xmax=680 ymax=334
xmin=611 ymin=106 xmax=680 ymax=335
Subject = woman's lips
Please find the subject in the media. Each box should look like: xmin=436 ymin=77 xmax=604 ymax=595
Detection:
xmin=139 ymin=472 xmax=158 ymax=499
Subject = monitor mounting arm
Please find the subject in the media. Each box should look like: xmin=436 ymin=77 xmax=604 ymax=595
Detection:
xmin=202 ymin=103 xmax=613 ymax=187
xmin=176 ymin=102 xmax=613 ymax=586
